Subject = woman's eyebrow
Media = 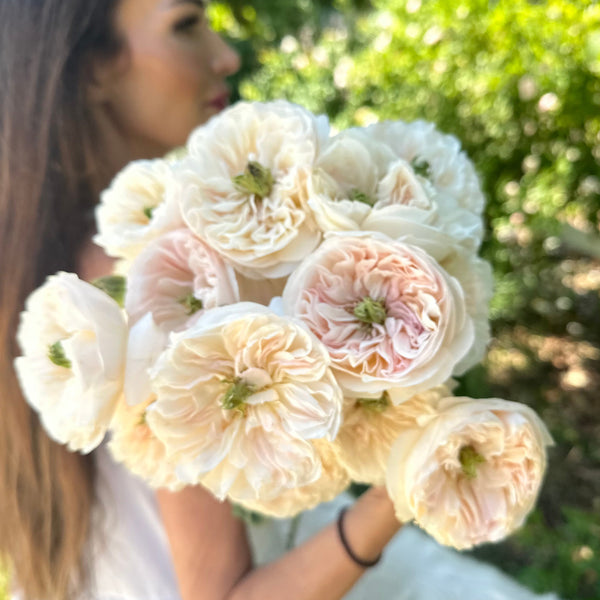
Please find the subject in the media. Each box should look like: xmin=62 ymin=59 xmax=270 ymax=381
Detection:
xmin=171 ymin=0 xmax=206 ymax=6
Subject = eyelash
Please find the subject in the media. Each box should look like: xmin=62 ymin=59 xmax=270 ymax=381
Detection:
xmin=174 ymin=14 xmax=201 ymax=32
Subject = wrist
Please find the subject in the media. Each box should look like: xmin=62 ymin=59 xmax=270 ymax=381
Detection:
xmin=338 ymin=487 xmax=402 ymax=566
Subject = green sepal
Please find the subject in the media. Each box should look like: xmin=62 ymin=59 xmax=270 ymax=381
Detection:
xmin=232 ymin=504 xmax=265 ymax=525
xmin=92 ymin=275 xmax=127 ymax=308
xmin=357 ymin=391 xmax=391 ymax=412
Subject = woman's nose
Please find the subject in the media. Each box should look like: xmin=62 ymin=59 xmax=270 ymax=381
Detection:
xmin=210 ymin=33 xmax=241 ymax=78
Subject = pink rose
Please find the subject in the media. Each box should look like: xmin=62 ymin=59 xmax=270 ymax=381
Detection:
xmin=282 ymin=233 xmax=474 ymax=401
xmin=125 ymin=228 xmax=239 ymax=332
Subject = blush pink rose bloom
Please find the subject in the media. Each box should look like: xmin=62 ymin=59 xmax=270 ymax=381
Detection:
xmin=146 ymin=303 xmax=343 ymax=502
xmin=386 ymin=397 xmax=554 ymax=549
xmin=282 ymin=233 xmax=474 ymax=402
xmin=125 ymin=228 xmax=239 ymax=332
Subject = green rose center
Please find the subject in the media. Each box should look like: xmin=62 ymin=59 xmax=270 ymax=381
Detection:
xmin=48 ymin=341 xmax=72 ymax=369
xmin=459 ymin=445 xmax=486 ymax=480
xmin=349 ymin=188 xmax=376 ymax=207
xmin=233 ymin=161 xmax=274 ymax=199
xmin=411 ymin=157 xmax=432 ymax=179
xmin=221 ymin=377 xmax=256 ymax=413
xmin=178 ymin=293 xmax=203 ymax=316
xmin=354 ymin=297 xmax=387 ymax=326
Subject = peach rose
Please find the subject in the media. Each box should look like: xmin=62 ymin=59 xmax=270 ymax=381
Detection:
xmin=386 ymin=397 xmax=554 ymax=549
xmin=146 ymin=303 xmax=343 ymax=501
xmin=308 ymin=128 xmax=483 ymax=251
xmin=333 ymin=385 xmax=451 ymax=486
xmin=108 ymin=395 xmax=184 ymax=491
xmin=282 ymin=233 xmax=474 ymax=401
xmin=226 ymin=439 xmax=350 ymax=518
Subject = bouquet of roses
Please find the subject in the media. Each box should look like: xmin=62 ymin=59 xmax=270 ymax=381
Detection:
xmin=15 ymin=100 xmax=553 ymax=550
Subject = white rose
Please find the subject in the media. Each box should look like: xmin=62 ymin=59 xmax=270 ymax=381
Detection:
xmin=146 ymin=303 xmax=343 ymax=501
xmin=307 ymin=128 xmax=396 ymax=231
xmin=309 ymin=128 xmax=483 ymax=251
xmin=94 ymin=159 xmax=184 ymax=263
xmin=366 ymin=120 xmax=486 ymax=215
xmin=386 ymin=397 xmax=554 ymax=549
xmin=179 ymin=101 xmax=328 ymax=279
xmin=14 ymin=272 xmax=127 ymax=453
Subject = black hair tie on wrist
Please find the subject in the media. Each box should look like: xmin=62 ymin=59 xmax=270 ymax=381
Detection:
xmin=337 ymin=506 xmax=382 ymax=568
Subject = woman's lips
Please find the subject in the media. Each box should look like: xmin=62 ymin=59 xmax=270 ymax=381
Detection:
xmin=207 ymin=92 xmax=230 ymax=111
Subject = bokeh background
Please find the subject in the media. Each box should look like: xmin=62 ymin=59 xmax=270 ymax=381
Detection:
xmin=212 ymin=0 xmax=599 ymax=598
xmin=2 ymin=1 xmax=599 ymax=599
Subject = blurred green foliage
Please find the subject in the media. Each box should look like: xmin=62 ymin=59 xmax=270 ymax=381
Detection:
xmin=210 ymin=1 xmax=600 ymax=598
xmin=212 ymin=0 xmax=600 ymax=327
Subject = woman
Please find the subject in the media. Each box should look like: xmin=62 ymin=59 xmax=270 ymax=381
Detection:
xmin=0 ymin=1 xmax=400 ymax=598
xmin=0 ymin=1 xmax=559 ymax=599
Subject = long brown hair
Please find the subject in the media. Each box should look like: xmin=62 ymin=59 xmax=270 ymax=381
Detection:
xmin=0 ymin=1 xmax=121 ymax=598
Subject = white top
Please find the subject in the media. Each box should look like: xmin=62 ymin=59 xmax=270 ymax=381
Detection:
xmin=72 ymin=446 xmax=562 ymax=600
xmin=10 ymin=446 xmax=559 ymax=600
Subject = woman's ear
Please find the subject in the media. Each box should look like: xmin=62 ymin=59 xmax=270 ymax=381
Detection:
xmin=85 ymin=50 xmax=129 ymax=104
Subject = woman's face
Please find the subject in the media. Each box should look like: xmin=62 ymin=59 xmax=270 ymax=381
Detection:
xmin=98 ymin=0 xmax=240 ymax=158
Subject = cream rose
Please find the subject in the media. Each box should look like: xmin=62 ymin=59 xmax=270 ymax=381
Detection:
xmin=146 ymin=303 xmax=343 ymax=501
xmin=282 ymin=233 xmax=474 ymax=401
xmin=386 ymin=397 xmax=554 ymax=549
xmin=108 ymin=395 xmax=185 ymax=491
xmin=179 ymin=101 xmax=328 ymax=279
xmin=125 ymin=228 xmax=239 ymax=332
xmin=94 ymin=158 xmax=184 ymax=263
xmin=308 ymin=128 xmax=483 ymax=251
xmin=334 ymin=385 xmax=450 ymax=486
xmin=226 ymin=439 xmax=350 ymax=518
xmin=14 ymin=272 xmax=127 ymax=453
xmin=367 ymin=119 xmax=486 ymax=215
